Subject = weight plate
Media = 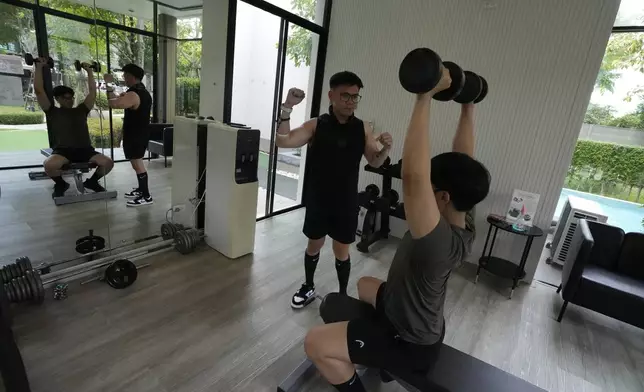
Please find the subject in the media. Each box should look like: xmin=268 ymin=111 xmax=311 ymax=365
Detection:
xmin=365 ymin=184 xmax=380 ymax=199
xmin=33 ymin=272 xmax=45 ymax=304
xmin=1 ymin=284 xmax=10 ymax=319
xmin=12 ymin=280 xmax=22 ymax=302
xmin=1 ymin=267 xmax=7 ymax=284
xmin=9 ymin=263 xmax=18 ymax=279
xmin=19 ymin=257 xmax=32 ymax=273
xmin=104 ymin=259 xmax=138 ymax=289
xmin=18 ymin=278 xmax=27 ymax=302
xmin=433 ymin=61 xmax=466 ymax=101
xmin=25 ymin=271 xmax=38 ymax=304
xmin=387 ymin=189 xmax=400 ymax=206
xmin=4 ymin=284 xmax=13 ymax=303
xmin=14 ymin=260 xmax=23 ymax=275
xmin=474 ymin=76 xmax=488 ymax=104
xmin=10 ymin=282 xmax=18 ymax=303
xmin=161 ymin=223 xmax=175 ymax=240
xmin=175 ymin=231 xmax=189 ymax=255
xmin=19 ymin=276 xmax=32 ymax=301
xmin=399 ymin=48 xmax=443 ymax=94
xmin=454 ymin=71 xmax=482 ymax=104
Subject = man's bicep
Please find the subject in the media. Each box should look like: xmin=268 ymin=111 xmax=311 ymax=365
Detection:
xmin=402 ymin=176 xmax=441 ymax=239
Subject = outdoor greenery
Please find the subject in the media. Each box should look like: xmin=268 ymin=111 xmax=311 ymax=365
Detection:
xmin=285 ymin=0 xmax=315 ymax=67
xmin=0 ymin=106 xmax=44 ymax=125
xmin=565 ymin=140 xmax=644 ymax=203
xmin=176 ymin=77 xmax=200 ymax=115
xmin=587 ymin=33 xmax=644 ymax=130
xmin=87 ymin=117 xmax=123 ymax=148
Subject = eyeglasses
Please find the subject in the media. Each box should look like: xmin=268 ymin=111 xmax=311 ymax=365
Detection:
xmin=339 ymin=93 xmax=362 ymax=103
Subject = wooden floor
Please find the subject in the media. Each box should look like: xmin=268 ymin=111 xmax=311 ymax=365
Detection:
xmin=0 ymin=159 xmax=173 ymax=264
xmin=10 ymin=209 xmax=644 ymax=392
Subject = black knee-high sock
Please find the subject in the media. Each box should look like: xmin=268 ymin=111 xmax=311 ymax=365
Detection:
xmin=332 ymin=372 xmax=366 ymax=392
xmin=335 ymin=257 xmax=351 ymax=295
xmin=304 ymin=252 xmax=320 ymax=287
xmin=137 ymin=172 xmax=150 ymax=197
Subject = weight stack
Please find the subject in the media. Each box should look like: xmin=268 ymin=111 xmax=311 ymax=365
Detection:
xmin=204 ymin=122 xmax=260 ymax=258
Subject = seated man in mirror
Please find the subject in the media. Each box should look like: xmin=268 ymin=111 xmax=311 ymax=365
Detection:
xmin=303 ymin=69 xmax=491 ymax=391
xmin=34 ymin=57 xmax=114 ymax=198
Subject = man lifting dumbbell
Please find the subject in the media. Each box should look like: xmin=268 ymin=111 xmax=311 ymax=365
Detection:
xmin=33 ymin=57 xmax=113 ymax=198
xmin=276 ymin=71 xmax=393 ymax=309
xmin=304 ymin=49 xmax=491 ymax=392
xmin=104 ymin=64 xmax=153 ymax=207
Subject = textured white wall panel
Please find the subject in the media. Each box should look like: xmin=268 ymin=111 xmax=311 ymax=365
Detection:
xmin=322 ymin=0 xmax=620 ymax=281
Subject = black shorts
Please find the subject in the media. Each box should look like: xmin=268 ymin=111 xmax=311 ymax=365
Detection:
xmin=347 ymin=283 xmax=444 ymax=374
xmin=303 ymin=201 xmax=358 ymax=244
xmin=122 ymin=131 xmax=149 ymax=160
xmin=51 ymin=147 xmax=98 ymax=164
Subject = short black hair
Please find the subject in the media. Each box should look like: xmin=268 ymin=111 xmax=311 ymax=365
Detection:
xmin=329 ymin=71 xmax=363 ymax=89
xmin=431 ymin=152 xmax=490 ymax=212
xmin=122 ymin=63 xmax=145 ymax=80
xmin=52 ymin=85 xmax=74 ymax=97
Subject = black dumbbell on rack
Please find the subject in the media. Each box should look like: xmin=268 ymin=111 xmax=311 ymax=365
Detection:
xmin=74 ymin=60 xmax=101 ymax=72
xmin=398 ymin=48 xmax=488 ymax=104
xmin=24 ymin=53 xmax=54 ymax=68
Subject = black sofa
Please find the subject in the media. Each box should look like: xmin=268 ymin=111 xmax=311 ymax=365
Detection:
xmin=557 ymin=219 xmax=644 ymax=328
xmin=147 ymin=123 xmax=174 ymax=167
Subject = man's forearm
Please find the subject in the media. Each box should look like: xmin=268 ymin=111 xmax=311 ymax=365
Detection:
xmin=276 ymin=118 xmax=291 ymax=136
xmin=87 ymin=71 xmax=96 ymax=93
xmin=402 ymin=95 xmax=431 ymax=179
xmin=452 ymin=104 xmax=475 ymax=157
xmin=34 ymin=66 xmax=44 ymax=93
xmin=368 ymin=147 xmax=390 ymax=168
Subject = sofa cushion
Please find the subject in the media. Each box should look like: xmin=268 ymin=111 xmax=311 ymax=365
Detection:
xmin=586 ymin=221 xmax=624 ymax=271
xmin=616 ymin=233 xmax=644 ymax=280
xmin=582 ymin=265 xmax=644 ymax=299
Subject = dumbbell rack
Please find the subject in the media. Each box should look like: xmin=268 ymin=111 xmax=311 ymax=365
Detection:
xmin=356 ymin=164 xmax=406 ymax=253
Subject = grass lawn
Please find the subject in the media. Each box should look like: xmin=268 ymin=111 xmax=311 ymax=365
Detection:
xmin=0 ymin=105 xmax=31 ymax=114
xmin=0 ymin=130 xmax=49 ymax=152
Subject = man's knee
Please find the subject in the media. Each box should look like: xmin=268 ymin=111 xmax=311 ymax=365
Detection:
xmin=332 ymin=241 xmax=350 ymax=260
xmin=304 ymin=327 xmax=325 ymax=359
xmin=44 ymin=157 xmax=64 ymax=173
xmin=307 ymin=237 xmax=325 ymax=255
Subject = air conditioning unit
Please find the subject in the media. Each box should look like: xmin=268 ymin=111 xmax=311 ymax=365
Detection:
xmin=551 ymin=195 xmax=608 ymax=266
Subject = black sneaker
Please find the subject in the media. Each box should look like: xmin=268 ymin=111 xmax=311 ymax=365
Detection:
xmin=83 ymin=179 xmax=106 ymax=193
xmin=126 ymin=195 xmax=154 ymax=207
xmin=52 ymin=182 xmax=70 ymax=198
xmin=124 ymin=188 xmax=142 ymax=199
xmin=291 ymin=284 xmax=316 ymax=309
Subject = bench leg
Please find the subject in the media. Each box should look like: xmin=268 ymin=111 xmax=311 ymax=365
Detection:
xmin=556 ymin=284 xmax=562 ymax=294
xmin=557 ymin=300 xmax=568 ymax=322
xmin=74 ymin=171 xmax=85 ymax=193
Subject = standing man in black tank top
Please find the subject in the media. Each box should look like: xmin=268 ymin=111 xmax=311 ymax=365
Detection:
xmin=104 ymin=64 xmax=154 ymax=207
xmin=276 ymin=71 xmax=393 ymax=309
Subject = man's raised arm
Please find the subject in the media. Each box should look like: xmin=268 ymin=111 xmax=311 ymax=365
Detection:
xmin=402 ymin=69 xmax=451 ymax=239
xmin=452 ymin=103 xmax=475 ymax=157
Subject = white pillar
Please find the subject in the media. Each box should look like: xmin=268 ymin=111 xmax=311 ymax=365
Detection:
xmin=199 ymin=0 xmax=230 ymax=120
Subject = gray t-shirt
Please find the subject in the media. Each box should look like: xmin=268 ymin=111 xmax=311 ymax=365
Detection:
xmin=46 ymin=105 xmax=92 ymax=149
xmin=382 ymin=216 xmax=474 ymax=345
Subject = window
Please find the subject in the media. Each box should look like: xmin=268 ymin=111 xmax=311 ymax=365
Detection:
xmin=40 ymin=0 xmax=154 ymax=32
xmin=261 ymin=0 xmax=324 ymax=24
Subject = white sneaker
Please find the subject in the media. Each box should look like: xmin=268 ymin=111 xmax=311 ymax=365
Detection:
xmin=124 ymin=188 xmax=142 ymax=199
xmin=126 ymin=195 xmax=154 ymax=207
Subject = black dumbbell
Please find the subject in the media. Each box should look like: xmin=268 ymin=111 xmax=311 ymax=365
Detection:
xmin=386 ymin=189 xmax=399 ymax=207
xmin=395 ymin=202 xmax=406 ymax=219
xmin=74 ymin=60 xmax=101 ymax=72
xmin=398 ymin=48 xmax=488 ymax=103
xmin=24 ymin=53 xmax=54 ymax=68
xmin=365 ymin=184 xmax=380 ymax=200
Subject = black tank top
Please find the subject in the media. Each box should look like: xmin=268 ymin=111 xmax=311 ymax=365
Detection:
xmin=305 ymin=107 xmax=365 ymax=207
xmin=123 ymin=83 xmax=152 ymax=135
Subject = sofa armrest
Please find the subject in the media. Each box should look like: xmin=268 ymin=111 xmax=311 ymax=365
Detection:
xmin=561 ymin=219 xmax=594 ymax=300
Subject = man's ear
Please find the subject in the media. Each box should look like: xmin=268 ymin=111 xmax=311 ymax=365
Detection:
xmin=327 ymin=89 xmax=333 ymax=102
xmin=437 ymin=190 xmax=451 ymax=205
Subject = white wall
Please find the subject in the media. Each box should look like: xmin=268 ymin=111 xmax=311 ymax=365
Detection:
xmin=199 ymin=0 xmax=229 ymax=119
xmin=322 ymin=0 xmax=620 ymax=282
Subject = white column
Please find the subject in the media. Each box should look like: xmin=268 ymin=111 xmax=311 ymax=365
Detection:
xmin=199 ymin=0 xmax=230 ymax=120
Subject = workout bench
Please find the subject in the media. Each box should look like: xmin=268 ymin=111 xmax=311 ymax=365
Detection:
xmin=277 ymin=293 xmax=546 ymax=392
xmin=29 ymin=148 xmax=117 ymax=206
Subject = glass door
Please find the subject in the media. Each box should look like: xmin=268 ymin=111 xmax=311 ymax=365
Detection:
xmin=230 ymin=1 xmax=281 ymax=218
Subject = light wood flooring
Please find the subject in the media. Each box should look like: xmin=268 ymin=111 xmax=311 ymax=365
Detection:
xmin=9 ymin=209 xmax=644 ymax=392
xmin=0 ymin=159 xmax=173 ymax=264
